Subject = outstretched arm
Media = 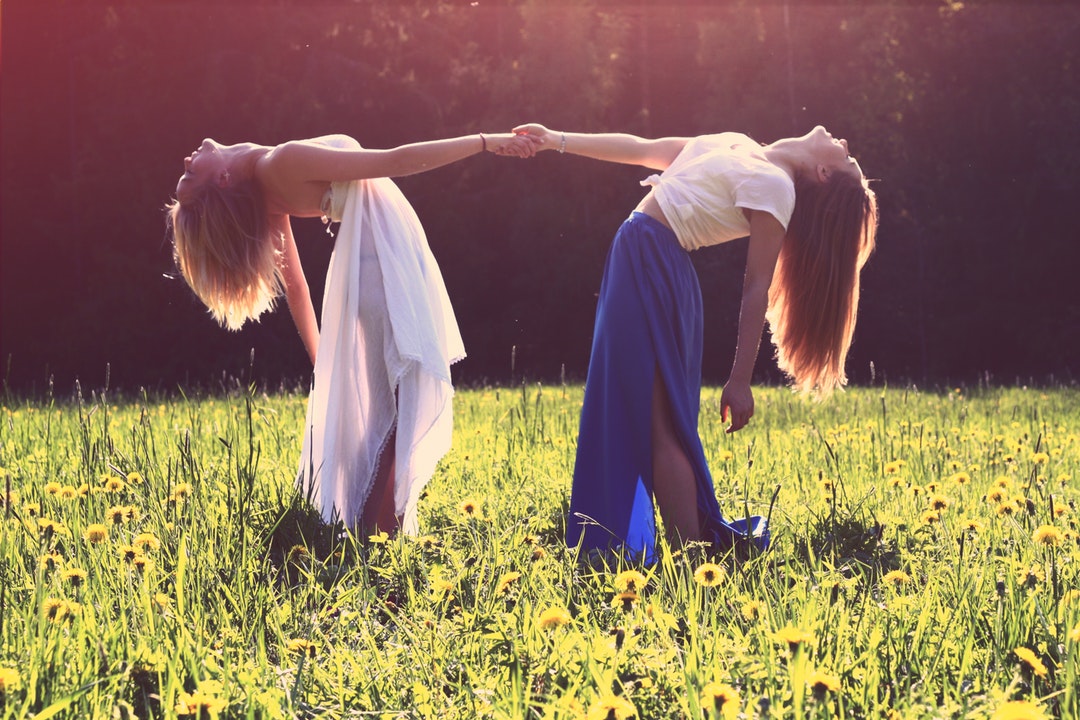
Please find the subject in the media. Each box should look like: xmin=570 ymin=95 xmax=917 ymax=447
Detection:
xmin=276 ymin=216 xmax=319 ymax=365
xmin=264 ymin=132 xmax=538 ymax=184
xmin=512 ymin=123 xmax=691 ymax=171
xmin=720 ymin=210 xmax=785 ymax=433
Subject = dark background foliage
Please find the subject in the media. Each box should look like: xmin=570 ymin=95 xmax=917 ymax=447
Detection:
xmin=3 ymin=0 xmax=1078 ymax=396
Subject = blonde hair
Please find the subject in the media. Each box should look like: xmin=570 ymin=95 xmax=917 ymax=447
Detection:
xmin=166 ymin=179 xmax=282 ymax=331
xmin=766 ymin=170 xmax=878 ymax=394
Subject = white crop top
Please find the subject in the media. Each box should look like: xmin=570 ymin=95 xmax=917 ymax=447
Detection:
xmin=641 ymin=132 xmax=796 ymax=251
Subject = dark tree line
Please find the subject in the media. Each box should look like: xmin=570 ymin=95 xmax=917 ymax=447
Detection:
xmin=3 ymin=0 xmax=1079 ymax=396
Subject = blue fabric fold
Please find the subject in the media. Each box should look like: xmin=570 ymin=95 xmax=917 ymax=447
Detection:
xmin=567 ymin=212 xmax=770 ymax=563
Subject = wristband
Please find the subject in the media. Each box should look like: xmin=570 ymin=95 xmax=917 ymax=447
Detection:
xmin=559 ymin=132 xmax=566 ymax=154
xmin=480 ymin=133 xmax=487 ymax=153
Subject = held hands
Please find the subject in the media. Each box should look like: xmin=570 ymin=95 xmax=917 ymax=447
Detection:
xmin=484 ymin=132 xmax=542 ymax=158
xmin=511 ymin=123 xmax=560 ymax=151
xmin=720 ymin=380 xmax=754 ymax=434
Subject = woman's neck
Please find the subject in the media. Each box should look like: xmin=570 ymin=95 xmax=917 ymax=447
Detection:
xmin=224 ymin=143 xmax=270 ymax=183
xmin=762 ymin=140 xmax=808 ymax=183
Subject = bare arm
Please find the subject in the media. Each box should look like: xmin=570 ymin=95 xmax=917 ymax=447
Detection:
xmin=264 ymin=133 xmax=537 ymax=184
xmin=512 ymin=123 xmax=690 ymax=171
xmin=721 ymin=210 xmax=785 ymax=433
xmin=276 ymin=216 xmax=319 ymax=365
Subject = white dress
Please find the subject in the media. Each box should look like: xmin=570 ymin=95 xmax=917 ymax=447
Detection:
xmin=297 ymin=144 xmax=465 ymax=534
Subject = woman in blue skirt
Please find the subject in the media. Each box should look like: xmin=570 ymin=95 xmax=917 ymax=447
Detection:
xmin=514 ymin=123 xmax=878 ymax=562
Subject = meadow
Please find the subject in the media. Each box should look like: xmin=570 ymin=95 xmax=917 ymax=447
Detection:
xmin=0 ymin=383 xmax=1077 ymax=719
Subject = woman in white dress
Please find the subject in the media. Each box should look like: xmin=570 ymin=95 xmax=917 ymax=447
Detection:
xmin=166 ymin=131 xmax=537 ymax=535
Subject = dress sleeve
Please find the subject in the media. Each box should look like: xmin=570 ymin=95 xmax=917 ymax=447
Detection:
xmin=734 ymin=170 xmax=796 ymax=231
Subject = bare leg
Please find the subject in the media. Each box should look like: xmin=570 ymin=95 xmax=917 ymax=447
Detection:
xmin=361 ymin=427 xmax=402 ymax=536
xmin=651 ymin=369 xmax=703 ymax=546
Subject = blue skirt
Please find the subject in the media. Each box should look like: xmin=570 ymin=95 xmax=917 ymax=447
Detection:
xmin=567 ymin=213 xmax=768 ymax=562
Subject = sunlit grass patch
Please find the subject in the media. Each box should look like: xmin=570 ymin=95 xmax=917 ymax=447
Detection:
xmin=0 ymin=384 xmax=1078 ymax=717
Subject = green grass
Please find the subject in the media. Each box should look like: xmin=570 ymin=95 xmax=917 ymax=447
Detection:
xmin=1 ymin=384 xmax=1078 ymax=719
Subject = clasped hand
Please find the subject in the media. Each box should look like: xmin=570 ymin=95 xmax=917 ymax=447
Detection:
xmin=487 ymin=132 xmax=542 ymax=158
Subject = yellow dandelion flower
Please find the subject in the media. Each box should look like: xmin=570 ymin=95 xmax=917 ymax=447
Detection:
xmin=1030 ymin=452 xmax=1049 ymax=465
xmin=693 ymin=562 xmax=726 ymax=587
xmin=884 ymin=460 xmax=905 ymax=475
xmin=118 ymin=545 xmax=140 ymax=564
xmin=741 ymin=599 xmax=764 ymax=621
xmin=700 ymin=681 xmax=740 ymax=719
xmin=133 ymin=532 xmax=160 ymax=551
xmin=808 ymin=670 xmax=841 ymax=696
xmin=614 ymin=569 xmax=647 ymax=593
xmin=287 ymin=545 xmax=310 ymax=563
xmin=819 ymin=478 xmax=834 ymax=492
xmin=1032 ymin=525 xmax=1064 ymax=547
xmin=133 ymin=555 xmax=153 ymax=573
xmin=1020 ymin=565 xmax=1044 ymax=588
xmin=61 ymin=568 xmax=88 ymax=587
xmin=994 ymin=476 xmax=1013 ymax=489
xmin=39 ymin=553 xmax=62 ymax=572
xmin=909 ymin=485 xmax=925 ymax=498
xmin=285 ymin=638 xmax=318 ymax=658
xmin=83 ymin=523 xmax=109 ymax=544
xmin=23 ymin=502 xmax=40 ymax=517
xmin=774 ymin=625 xmax=815 ymax=651
xmin=416 ymin=535 xmax=439 ymax=550
xmin=1013 ymin=647 xmax=1048 ymax=677
xmin=175 ymin=690 xmax=227 ymax=717
xmin=36 ymin=518 xmax=67 ymax=539
xmin=612 ymin=592 xmax=639 ymax=612
xmin=950 ymin=471 xmax=971 ymax=485
xmin=106 ymin=506 xmax=127 ymax=525
xmin=996 ymin=501 xmax=1019 ymax=517
xmin=58 ymin=485 xmax=78 ymax=500
xmin=42 ymin=597 xmax=67 ymax=622
xmin=537 ymin=606 xmax=572 ymax=630
xmin=1053 ymin=504 xmax=1069 ymax=518
xmin=889 ymin=476 xmax=906 ymax=489
xmin=77 ymin=483 xmax=90 ymax=497
xmin=124 ymin=505 xmax=140 ymax=522
xmin=459 ymin=498 xmax=482 ymax=518
xmin=44 ymin=481 xmax=62 ymax=496
xmin=1069 ymin=624 xmax=1080 ymax=643
xmin=586 ymin=695 xmax=637 ymax=720
xmin=986 ymin=487 xmax=1006 ymax=503
xmin=882 ymin=570 xmax=911 ymax=587
xmin=103 ymin=476 xmax=125 ymax=493
xmin=154 ymin=593 xmax=170 ymax=610
xmin=126 ymin=471 xmax=144 ymax=485
xmin=920 ymin=510 xmax=940 ymax=526
xmin=0 ymin=667 xmax=21 ymax=693
xmin=929 ymin=495 xmax=949 ymax=511
xmin=531 ymin=545 xmax=547 ymax=561
xmin=961 ymin=518 xmax=985 ymax=534
xmin=495 ymin=571 xmax=522 ymax=595
xmin=991 ymin=700 xmax=1048 ymax=720
xmin=430 ymin=577 xmax=455 ymax=602
xmin=718 ymin=449 xmax=734 ymax=462
xmin=173 ymin=482 xmax=193 ymax=500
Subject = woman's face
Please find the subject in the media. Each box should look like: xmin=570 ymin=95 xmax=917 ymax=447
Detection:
xmin=176 ymin=138 xmax=228 ymax=203
xmin=805 ymin=125 xmax=862 ymax=180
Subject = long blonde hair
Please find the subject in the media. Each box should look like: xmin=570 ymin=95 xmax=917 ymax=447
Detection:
xmin=766 ymin=170 xmax=878 ymax=394
xmin=166 ymin=179 xmax=282 ymax=331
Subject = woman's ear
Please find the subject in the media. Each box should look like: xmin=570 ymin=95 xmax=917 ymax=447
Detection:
xmin=816 ymin=164 xmax=829 ymax=184
xmin=218 ymin=169 xmax=231 ymax=188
